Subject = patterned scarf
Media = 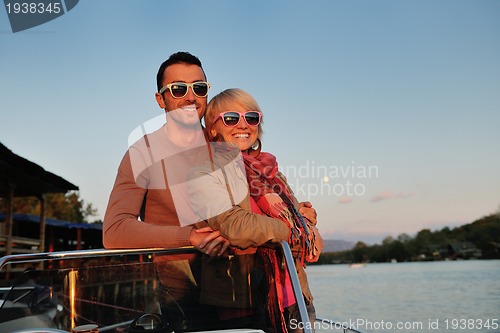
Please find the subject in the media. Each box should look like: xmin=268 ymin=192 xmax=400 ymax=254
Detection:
xmin=242 ymin=151 xmax=311 ymax=261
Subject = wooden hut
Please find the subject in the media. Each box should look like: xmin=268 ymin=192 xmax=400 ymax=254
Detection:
xmin=0 ymin=142 xmax=79 ymax=256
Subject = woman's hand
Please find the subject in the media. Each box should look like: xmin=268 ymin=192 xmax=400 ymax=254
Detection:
xmin=299 ymin=201 xmax=317 ymax=226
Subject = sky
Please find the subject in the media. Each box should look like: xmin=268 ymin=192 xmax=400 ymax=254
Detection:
xmin=1 ymin=0 xmax=499 ymax=244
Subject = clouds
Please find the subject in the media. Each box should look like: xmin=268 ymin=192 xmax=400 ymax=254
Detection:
xmin=338 ymin=197 xmax=353 ymax=204
xmin=370 ymin=190 xmax=416 ymax=203
xmin=336 ymin=190 xmax=415 ymax=204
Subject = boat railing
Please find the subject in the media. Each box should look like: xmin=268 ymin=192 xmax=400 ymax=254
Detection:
xmin=0 ymin=247 xmax=196 ymax=271
xmin=1 ymin=242 xmax=365 ymax=333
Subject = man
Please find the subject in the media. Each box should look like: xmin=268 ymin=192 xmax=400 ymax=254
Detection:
xmin=102 ymin=51 xmax=319 ymax=331
xmin=103 ymin=52 xmax=229 ymax=251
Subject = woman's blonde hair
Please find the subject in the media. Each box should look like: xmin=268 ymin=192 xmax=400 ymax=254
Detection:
xmin=205 ymin=88 xmax=263 ymax=139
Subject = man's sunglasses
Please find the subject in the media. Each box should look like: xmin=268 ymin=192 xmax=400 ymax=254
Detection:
xmin=215 ymin=111 xmax=262 ymax=127
xmin=159 ymin=81 xmax=210 ymax=99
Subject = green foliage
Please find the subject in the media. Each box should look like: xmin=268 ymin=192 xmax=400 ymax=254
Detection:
xmin=311 ymin=213 xmax=500 ymax=264
xmin=7 ymin=191 xmax=98 ymax=223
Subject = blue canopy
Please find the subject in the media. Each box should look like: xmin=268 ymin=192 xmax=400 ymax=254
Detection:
xmin=0 ymin=213 xmax=102 ymax=230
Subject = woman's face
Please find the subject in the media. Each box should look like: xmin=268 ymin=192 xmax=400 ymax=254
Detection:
xmin=212 ymin=101 xmax=260 ymax=151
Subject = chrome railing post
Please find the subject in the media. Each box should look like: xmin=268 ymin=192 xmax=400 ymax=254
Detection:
xmin=281 ymin=240 xmax=312 ymax=333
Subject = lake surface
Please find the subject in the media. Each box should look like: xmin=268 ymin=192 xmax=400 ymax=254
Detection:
xmin=306 ymin=260 xmax=500 ymax=333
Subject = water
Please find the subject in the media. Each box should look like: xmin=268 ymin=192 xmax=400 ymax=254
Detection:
xmin=306 ymin=260 xmax=500 ymax=333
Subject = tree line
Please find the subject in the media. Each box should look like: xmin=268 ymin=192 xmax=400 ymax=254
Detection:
xmin=312 ymin=212 xmax=500 ymax=264
xmin=2 ymin=191 xmax=99 ymax=223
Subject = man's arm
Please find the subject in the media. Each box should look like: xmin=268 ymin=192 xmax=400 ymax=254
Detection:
xmin=103 ymin=151 xmax=194 ymax=249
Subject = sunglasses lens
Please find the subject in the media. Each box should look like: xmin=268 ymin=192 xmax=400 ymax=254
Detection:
xmin=222 ymin=112 xmax=241 ymax=126
xmin=192 ymin=83 xmax=209 ymax=97
xmin=245 ymin=112 xmax=261 ymax=126
xmin=170 ymin=83 xmax=188 ymax=98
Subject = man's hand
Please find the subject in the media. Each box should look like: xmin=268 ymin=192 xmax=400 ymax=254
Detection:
xmin=299 ymin=201 xmax=317 ymax=226
xmin=190 ymin=226 xmax=230 ymax=256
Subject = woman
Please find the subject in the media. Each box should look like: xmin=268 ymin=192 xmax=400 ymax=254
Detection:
xmin=190 ymin=88 xmax=323 ymax=332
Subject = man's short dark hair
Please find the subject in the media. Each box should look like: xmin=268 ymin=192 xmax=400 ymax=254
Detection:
xmin=156 ymin=52 xmax=206 ymax=92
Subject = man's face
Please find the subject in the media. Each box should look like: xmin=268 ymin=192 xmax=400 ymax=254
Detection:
xmin=155 ymin=63 xmax=207 ymax=126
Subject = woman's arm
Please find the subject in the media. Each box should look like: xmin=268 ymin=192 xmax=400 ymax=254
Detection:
xmin=188 ymin=159 xmax=291 ymax=249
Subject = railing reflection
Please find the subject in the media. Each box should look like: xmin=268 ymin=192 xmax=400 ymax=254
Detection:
xmin=1 ymin=245 xmax=365 ymax=333
xmin=0 ymin=246 xmax=299 ymax=332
